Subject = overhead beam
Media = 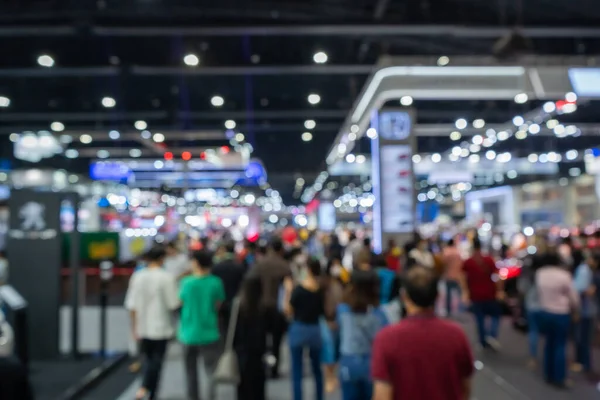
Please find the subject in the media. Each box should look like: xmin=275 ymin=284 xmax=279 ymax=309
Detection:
xmin=0 ymin=67 xmax=120 ymax=78
xmin=91 ymin=25 xmax=600 ymax=38
xmin=131 ymin=65 xmax=372 ymax=76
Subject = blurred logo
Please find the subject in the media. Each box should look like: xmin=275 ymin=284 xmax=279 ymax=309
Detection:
xmin=19 ymin=202 xmax=45 ymax=231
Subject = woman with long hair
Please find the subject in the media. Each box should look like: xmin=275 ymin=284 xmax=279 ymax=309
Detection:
xmin=321 ymin=258 xmax=345 ymax=392
xmin=234 ymin=275 xmax=267 ymax=400
xmin=285 ymin=258 xmax=325 ymax=400
xmin=337 ymin=273 xmax=387 ymax=400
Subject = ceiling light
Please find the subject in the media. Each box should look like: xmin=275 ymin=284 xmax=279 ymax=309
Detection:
xmin=437 ymin=56 xmax=450 ymax=66
xmin=450 ymin=131 xmax=461 ymax=141
xmin=455 ymin=118 xmax=468 ymax=130
xmin=514 ymin=93 xmax=528 ymax=104
xmin=497 ymin=152 xmax=512 ymax=163
xmin=37 ymin=54 xmax=55 ymax=67
xmin=225 ymin=120 xmax=236 ymax=129
xmin=528 ymin=154 xmax=538 ymax=163
xmin=345 ymin=154 xmax=356 ymax=163
xmin=235 ymin=133 xmax=245 ymax=142
xmin=250 ymin=54 xmax=260 ymax=64
xmin=507 ymin=170 xmax=518 ymax=179
xmin=469 ymin=144 xmax=480 ymax=153
xmin=565 ymin=125 xmax=578 ymax=135
xmin=553 ymin=124 xmax=565 ymax=135
xmin=50 ymin=121 xmax=65 ymax=132
xmin=566 ymin=149 xmax=578 ymax=160
xmin=9 ymin=133 xmax=19 ymax=142
xmin=154 ymin=160 xmax=164 ymax=169
xmin=366 ymin=128 xmax=378 ymax=139
xmin=109 ymin=130 xmax=120 ymax=140
xmin=153 ymin=133 xmax=165 ymax=142
xmin=485 ymin=150 xmax=496 ymax=160
xmin=400 ymin=96 xmax=413 ymax=106
xmin=301 ymin=132 xmax=312 ymax=142
xmin=183 ymin=54 xmax=199 ymax=66
xmin=543 ymin=102 xmax=556 ymax=113
xmin=101 ymin=97 xmax=116 ymax=108
xmin=97 ymin=150 xmax=110 ymax=159
xmin=211 ymin=95 xmax=224 ymax=107
xmin=134 ymin=120 xmax=147 ymax=130
xmin=0 ymin=96 xmax=10 ymax=107
xmin=337 ymin=143 xmax=347 ymax=154
xmin=80 ymin=134 xmax=92 ymax=144
xmin=129 ymin=148 xmax=142 ymax=158
xmin=473 ymin=119 xmax=485 ymax=129
xmin=528 ymin=124 xmax=540 ymax=134
xmin=452 ymin=146 xmax=461 ymax=156
xmin=565 ymin=92 xmax=577 ymax=102
xmin=348 ymin=132 xmax=357 ymax=141
xmin=313 ymin=51 xmax=328 ymax=64
xmin=412 ymin=154 xmax=421 ymax=163
xmin=431 ymin=153 xmax=442 ymax=163
xmin=59 ymin=134 xmax=72 ymax=144
xmin=512 ymin=116 xmax=524 ymax=126
xmin=561 ymin=103 xmax=577 ymax=113
xmin=308 ymin=93 xmax=321 ymax=105
xmin=304 ymin=120 xmax=316 ymax=130
xmin=65 ymin=149 xmax=79 ymax=159
xmin=461 ymin=148 xmax=470 ymax=157
xmin=356 ymin=155 xmax=366 ymax=164
xmin=140 ymin=130 xmax=151 ymax=139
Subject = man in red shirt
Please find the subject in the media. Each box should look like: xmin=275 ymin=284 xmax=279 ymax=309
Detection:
xmin=372 ymin=266 xmax=474 ymax=400
xmin=461 ymin=238 xmax=504 ymax=350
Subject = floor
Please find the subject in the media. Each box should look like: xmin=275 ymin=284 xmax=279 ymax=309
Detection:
xmin=99 ymin=315 xmax=600 ymax=400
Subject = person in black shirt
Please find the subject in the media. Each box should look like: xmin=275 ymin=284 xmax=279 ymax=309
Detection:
xmin=212 ymin=241 xmax=246 ymax=335
xmin=285 ymin=258 xmax=325 ymax=400
xmin=234 ymin=274 xmax=267 ymax=400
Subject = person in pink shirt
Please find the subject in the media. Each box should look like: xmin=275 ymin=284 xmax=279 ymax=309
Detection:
xmin=442 ymin=239 xmax=463 ymax=317
xmin=536 ymin=252 xmax=580 ymax=388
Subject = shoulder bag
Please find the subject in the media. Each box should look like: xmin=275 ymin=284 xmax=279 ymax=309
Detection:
xmin=213 ymin=297 xmax=241 ymax=385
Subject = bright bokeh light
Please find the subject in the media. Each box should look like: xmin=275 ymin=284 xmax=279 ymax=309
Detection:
xmin=51 ymin=121 xmax=65 ymax=132
xmin=184 ymin=54 xmax=199 ymax=66
xmin=211 ymin=96 xmax=224 ymax=107
xmin=450 ymin=131 xmax=461 ymax=141
xmin=153 ymin=133 xmax=165 ymax=142
xmin=345 ymin=154 xmax=356 ymax=163
xmin=225 ymin=120 xmax=236 ymax=129
xmin=301 ymin=132 xmax=313 ymax=142
xmin=135 ymin=120 xmax=147 ymax=130
xmin=308 ymin=93 xmax=321 ymax=105
xmin=235 ymin=133 xmax=245 ymax=142
xmin=37 ymin=54 xmax=55 ymax=67
xmin=313 ymin=52 xmax=328 ymax=64
xmin=366 ymin=128 xmax=378 ymax=139
xmin=512 ymin=116 xmax=524 ymax=126
xmin=304 ymin=120 xmax=316 ymax=129
xmin=437 ymin=56 xmax=450 ymax=66
xmin=400 ymin=96 xmax=413 ymax=106
xmin=473 ymin=119 xmax=485 ymax=129
xmin=80 ymin=134 xmax=93 ymax=144
xmin=129 ymin=148 xmax=142 ymax=158
xmin=101 ymin=97 xmax=116 ymax=108
xmin=0 ymin=96 xmax=9 ymax=107
xmin=109 ymin=130 xmax=120 ymax=140
xmin=455 ymin=118 xmax=468 ymax=130
xmin=514 ymin=93 xmax=528 ymax=104
xmin=431 ymin=153 xmax=442 ymax=163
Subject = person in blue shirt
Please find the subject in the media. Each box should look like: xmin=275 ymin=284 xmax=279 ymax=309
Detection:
xmin=573 ymin=253 xmax=598 ymax=376
xmin=336 ymin=272 xmax=387 ymax=400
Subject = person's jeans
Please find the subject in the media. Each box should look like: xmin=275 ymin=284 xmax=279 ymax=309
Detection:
xmin=445 ymin=280 xmax=461 ymax=316
xmin=140 ymin=339 xmax=169 ymax=400
xmin=538 ymin=311 xmax=570 ymax=384
xmin=339 ymin=354 xmax=372 ymax=400
xmin=183 ymin=342 xmax=222 ymax=400
xmin=527 ymin=309 xmax=541 ymax=358
xmin=575 ymin=316 xmax=594 ymax=372
xmin=288 ymin=322 xmax=323 ymax=400
xmin=471 ymin=300 xmax=501 ymax=347
xmin=320 ymin=318 xmax=338 ymax=365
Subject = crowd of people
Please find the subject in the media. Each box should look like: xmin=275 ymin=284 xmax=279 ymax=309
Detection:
xmin=124 ymin=229 xmax=598 ymax=400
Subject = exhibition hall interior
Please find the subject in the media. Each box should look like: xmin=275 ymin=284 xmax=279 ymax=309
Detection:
xmin=1 ymin=1 xmax=600 ymax=399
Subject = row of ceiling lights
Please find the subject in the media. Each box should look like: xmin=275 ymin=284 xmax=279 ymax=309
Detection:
xmin=182 ymin=51 xmax=329 ymax=67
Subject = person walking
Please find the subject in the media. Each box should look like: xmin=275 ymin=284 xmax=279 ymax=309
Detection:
xmin=371 ymin=266 xmax=474 ymax=400
xmin=321 ymin=258 xmax=345 ymax=393
xmin=442 ymin=239 xmax=463 ymax=317
xmin=461 ymin=238 xmax=505 ymax=351
xmin=178 ymin=250 xmax=226 ymax=400
xmin=536 ymin=251 xmax=579 ymax=388
xmin=284 ymin=258 xmax=325 ymax=400
xmin=125 ymin=246 xmax=180 ymax=400
xmin=212 ymin=241 xmax=246 ymax=335
xmin=573 ymin=253 xmax=598 ymax=377
xmin=250 ymin=238 xmax=292 ymax=378
xmin=337 ymin=273 xmax=387 ymax=400
xmin=234 ymin=275 xmax=267 ymax=400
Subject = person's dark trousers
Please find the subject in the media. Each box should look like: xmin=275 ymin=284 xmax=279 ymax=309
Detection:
xmin=445 ymin=280 xmax=461 ymax=316
xmin=264 ymin=307 xmax=288 ymax=377
xmin=575 ymin=316 xmax=594 ymax=372
xmin=236 ymin=351 xmax=266 ymax=400
xmin=184 ymin=342 xmax=221 ymax=400
xmin=219 ymin=302 xmax=232 ymax=337
xmin=288 ymin=322 xmax=323 ymax=400
xmin=140 ymin=339 xmax=169 ymax=400
xmin=538 ymin=311 xmax=570 ymax=385
xmin=470 ymin=300 xmax=501 ymax=347
xmin=527 ymin=309 xmax=541 ymax=358
xmin=339 ymin=354 xmax=372 ymax=400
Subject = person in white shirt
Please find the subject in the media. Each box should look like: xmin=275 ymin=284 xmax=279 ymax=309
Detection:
xmin=125 ymin=246 xmax=180 ymax=400
xmin=163 ymin=241 xmax=191 ymax=280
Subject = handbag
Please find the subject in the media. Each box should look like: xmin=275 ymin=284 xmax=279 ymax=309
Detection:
xmin=213 ymin=297 xmax=241 ymax=385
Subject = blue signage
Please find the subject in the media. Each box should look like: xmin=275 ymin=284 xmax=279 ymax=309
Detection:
xmin=90 ymin=162 xmax=132 ymax=182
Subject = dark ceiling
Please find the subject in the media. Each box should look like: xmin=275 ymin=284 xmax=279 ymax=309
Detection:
xmin=1 ymin=0 xmax=600 ymax=203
